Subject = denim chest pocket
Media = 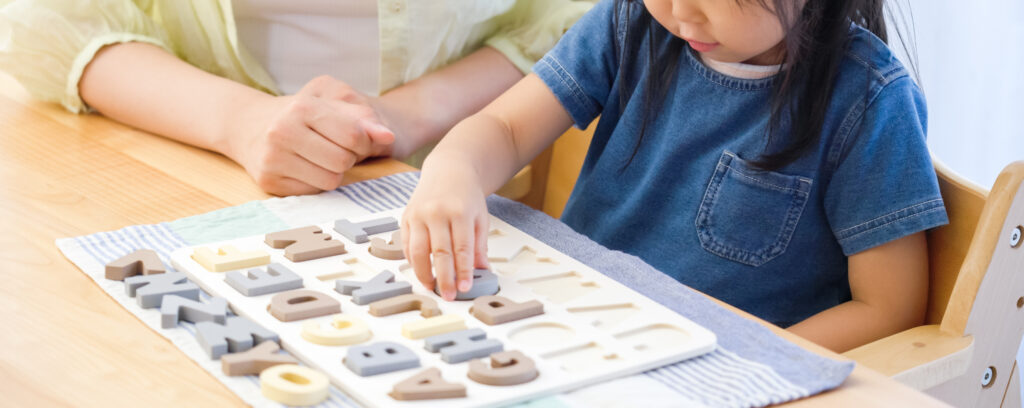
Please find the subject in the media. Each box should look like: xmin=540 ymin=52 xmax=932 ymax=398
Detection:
xmin=695 ymin=151 xmax=813 ymax=267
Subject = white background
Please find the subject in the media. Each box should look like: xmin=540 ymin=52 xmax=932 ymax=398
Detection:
xmin=890 ymin=1 xmax=1024 ymax=188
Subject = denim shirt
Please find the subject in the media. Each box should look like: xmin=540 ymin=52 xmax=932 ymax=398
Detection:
xmin=533 ymin=0 xmax=948 ymax=326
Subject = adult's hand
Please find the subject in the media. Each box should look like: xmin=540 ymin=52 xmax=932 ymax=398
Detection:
xmin=228 ymin=75 xmax=396 ymax=195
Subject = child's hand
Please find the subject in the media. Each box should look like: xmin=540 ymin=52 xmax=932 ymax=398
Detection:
xmin=229 ymin=75 xmax=396 ymax=196
xmin=401 ymin=171 xmax=491 ymax=301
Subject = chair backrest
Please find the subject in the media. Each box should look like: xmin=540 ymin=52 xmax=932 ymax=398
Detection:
xmin=928 ymin=161 xmax=1024 ymax=406
xmin=538 ymin=127 xmax=1007 ymax=328
xmin=925 ymin=158 xmax=989 ymax=325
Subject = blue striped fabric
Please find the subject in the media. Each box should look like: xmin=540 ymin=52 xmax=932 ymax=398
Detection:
xmin=61 ymin=172 xmax=830 ymax=408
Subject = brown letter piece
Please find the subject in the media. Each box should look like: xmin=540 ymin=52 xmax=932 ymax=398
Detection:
xmin=388 ymin=367 xmax=466 ymax=401
xmin=467 ymin=350 xmax=539 ymax=386
xmin=221 ymin=341 xmax=297 ymax=376
xmin=265 ymin=226 xmax=346 ymax=262
xmin=470 ymin=295 xmax=544 ymax=325
xmin=105 ymin=249 xmax=166 ymax=281
xmin=268 ymin=289 xmax=341 ymax=322
xmin=368 ymin=294 xmax=441 ymax=318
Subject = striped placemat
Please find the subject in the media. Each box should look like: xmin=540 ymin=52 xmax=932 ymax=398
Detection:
xmin=57 ymin=172 xmax=852 ymax=407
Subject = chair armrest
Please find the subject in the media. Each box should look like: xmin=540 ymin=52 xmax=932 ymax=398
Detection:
xmin=843 ymin=325 xmax=974 ymax=390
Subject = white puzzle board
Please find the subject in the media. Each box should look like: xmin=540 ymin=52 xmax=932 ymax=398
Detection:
xmin=170 ymin=208 xmax=716 ymax=407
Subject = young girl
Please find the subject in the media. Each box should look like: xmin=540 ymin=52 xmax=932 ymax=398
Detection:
xmin=401 ymin=0 xmax=948 ymax=352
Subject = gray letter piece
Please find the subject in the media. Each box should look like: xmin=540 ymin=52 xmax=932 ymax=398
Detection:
xmin=424 ymin=328 xmax=504 ymax=364
xmin=160 ymin=295 xmax=228 ymax=329
xmin=435 ymin=269 xmax=500 ymax=300
xmin=333 ymin=217 xmax=399 ymax=244
xmin=225 ymin=263 xmax=303 ymax=296
xmin=195 ymin=316 xmax=279 ymax=359
xmin=344 ymin=341 xmax=420 ymax=376
xmin=335 ymin=270 xmax=411 ymax=305
xmin=124 ymin=272 xmax=200 ymax=308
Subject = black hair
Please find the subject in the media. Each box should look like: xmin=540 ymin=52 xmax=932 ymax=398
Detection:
xmin=615 ymin=0 xmax=916 ymax=170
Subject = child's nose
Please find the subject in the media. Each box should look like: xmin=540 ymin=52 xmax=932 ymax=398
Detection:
xmin=670 ymin=0 xmax=708 ymax=24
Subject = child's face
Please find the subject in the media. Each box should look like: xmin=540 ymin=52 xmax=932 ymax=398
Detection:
xmin=644 ymin=0 xmax=789 ymax=65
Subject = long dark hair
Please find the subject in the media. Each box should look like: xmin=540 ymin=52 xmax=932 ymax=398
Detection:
xmin=615 ymin=0 xmax=914 ymax=170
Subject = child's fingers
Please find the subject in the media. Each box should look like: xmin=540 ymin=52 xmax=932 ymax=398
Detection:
xmin=428 ymin=219 xmax=457 ymax=301
xmin=400 ymin=216 xmax=412 ymax=272
xmin=406 ymin=221 xmax=435 ymax=291
xmin=474 ymin=214 xmax=490 ymax=269
xmin=450 ymin=216 xmax=475 ymax=293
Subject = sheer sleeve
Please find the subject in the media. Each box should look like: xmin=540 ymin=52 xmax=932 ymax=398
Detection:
xmin=0 ymin=0 xmax=172 ymax=113
xmin=484 ymin=0 xmax=597 ymax=74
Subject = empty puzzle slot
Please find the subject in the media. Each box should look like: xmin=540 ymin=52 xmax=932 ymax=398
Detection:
xmin=518 ymin=272 xmax=599 ymax=303
xmin=321 ymin=257 xmax=378 ymax=281
xmin=566 ymin=303 xmax=641 ymax=330
xmin=487 ymin=229 xmax=529 ymax=262
xmin=491 ymin=246 xmax=560 ymax=276
xmin=507 ymin=322 xmax=576 ymax=346
xmin=613 ymin=324 xmax=691 ymax=352
xmin=317 ymin=271 xmax=354 ymax=282
xmin=540 ymin=342 xmax=621 ymax=373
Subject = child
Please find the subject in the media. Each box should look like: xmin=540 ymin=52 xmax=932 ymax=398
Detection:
xmin=401 ymin=0 xmax=948 ymax=352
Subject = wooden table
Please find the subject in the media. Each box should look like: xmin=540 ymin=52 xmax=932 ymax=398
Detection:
xmin=0 ymin=74 xmax=946 ymax=407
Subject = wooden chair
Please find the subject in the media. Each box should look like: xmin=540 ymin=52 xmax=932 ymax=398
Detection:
xmin=524 ymin=124 xmax=1024 ymax=407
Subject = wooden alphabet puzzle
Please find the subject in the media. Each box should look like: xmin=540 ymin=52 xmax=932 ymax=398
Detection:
xmin=167 ymin=208 xmax=716 ymax=407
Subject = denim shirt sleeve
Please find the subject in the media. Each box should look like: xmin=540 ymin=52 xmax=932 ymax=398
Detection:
xmin=824 ymin=76 xmax=949 ymax=255
xmin=531 ymin=0 xmax=618 ymax=128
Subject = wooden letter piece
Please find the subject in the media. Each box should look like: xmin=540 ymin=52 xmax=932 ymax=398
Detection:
xmin=344 ymin=342 xmax=420 ymax=376
xmin=191 ymin=245 xmax=270 ymax=272
xmin=369 ymin=230 xmax=405 ymax=260
xmin=105 ymin=249 xmax=165 ymax=280
xmin=333 ymin=216 xmax=399 ymax=244
xmin=221 ymin=341 xmax=297 ymax=376
xmin=470 ymin=295 xmax=544 ymax=325
xmin=368 ymin=294 xmax=441 ymax=318
xmin=467 ymin=351 xmax=539 ymax=386
xmin=424 ymin=328 xmax=503 ymax=364
xmin=225 ymin=263 xmax=303 ymax=296
xmin=389 ymin=367 xmax=467 ymax=401
xmin=401 ymin=315 xmax=466 ymax=339
xmin=301 ymin=315 xmax=372 ymax=346
xmin=160 ymin=295 xmax=228 ymax=328
xmin=434 ymin=269 xmax=500 ymax=300
xmin=268 ymin=289 xmax=341 ymax=322
xmin=124 ymin=272 xmax=199 ymax=309
xmin=265 ymin=226 xmax=346 ymax=262
xmin=335 ymin=270 xmax=412 ymax=305
xmin=260 ymin=364 xmax=329 ymax=406
xmin=195 ymin=316 xmax=279 ymax=359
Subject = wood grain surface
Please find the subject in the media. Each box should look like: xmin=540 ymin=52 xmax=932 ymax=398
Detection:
xmin=0 ymin=73 xmax=944 ymax=407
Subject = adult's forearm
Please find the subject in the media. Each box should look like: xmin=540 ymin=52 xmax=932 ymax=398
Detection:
xmin=377 ymin=46 xmax=523 ymax=159
xmin=78 ymin=42 xmax=270 ymax=156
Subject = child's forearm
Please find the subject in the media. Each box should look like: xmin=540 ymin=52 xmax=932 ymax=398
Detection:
xmin=419 ymin=74 xmax=573 ymax=195
xmin=787 ymin=299 xmax=920 ymax=352
xmin=79 ymin=42 xmax=269 ymax=157
xmin=375 ymin=46 xmax=523 ymax=159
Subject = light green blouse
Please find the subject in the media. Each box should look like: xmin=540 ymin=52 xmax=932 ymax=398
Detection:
xmin=0 ymin=0 xmax=594 ymax=114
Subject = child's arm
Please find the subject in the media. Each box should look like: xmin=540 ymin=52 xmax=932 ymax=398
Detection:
xmin=787 ymin=232 xmax=929 ymax=352
xmin=373 ymin=46 xmax=523 ymax=159
xmin=402 ymin=74 xmax=574 ymax=300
